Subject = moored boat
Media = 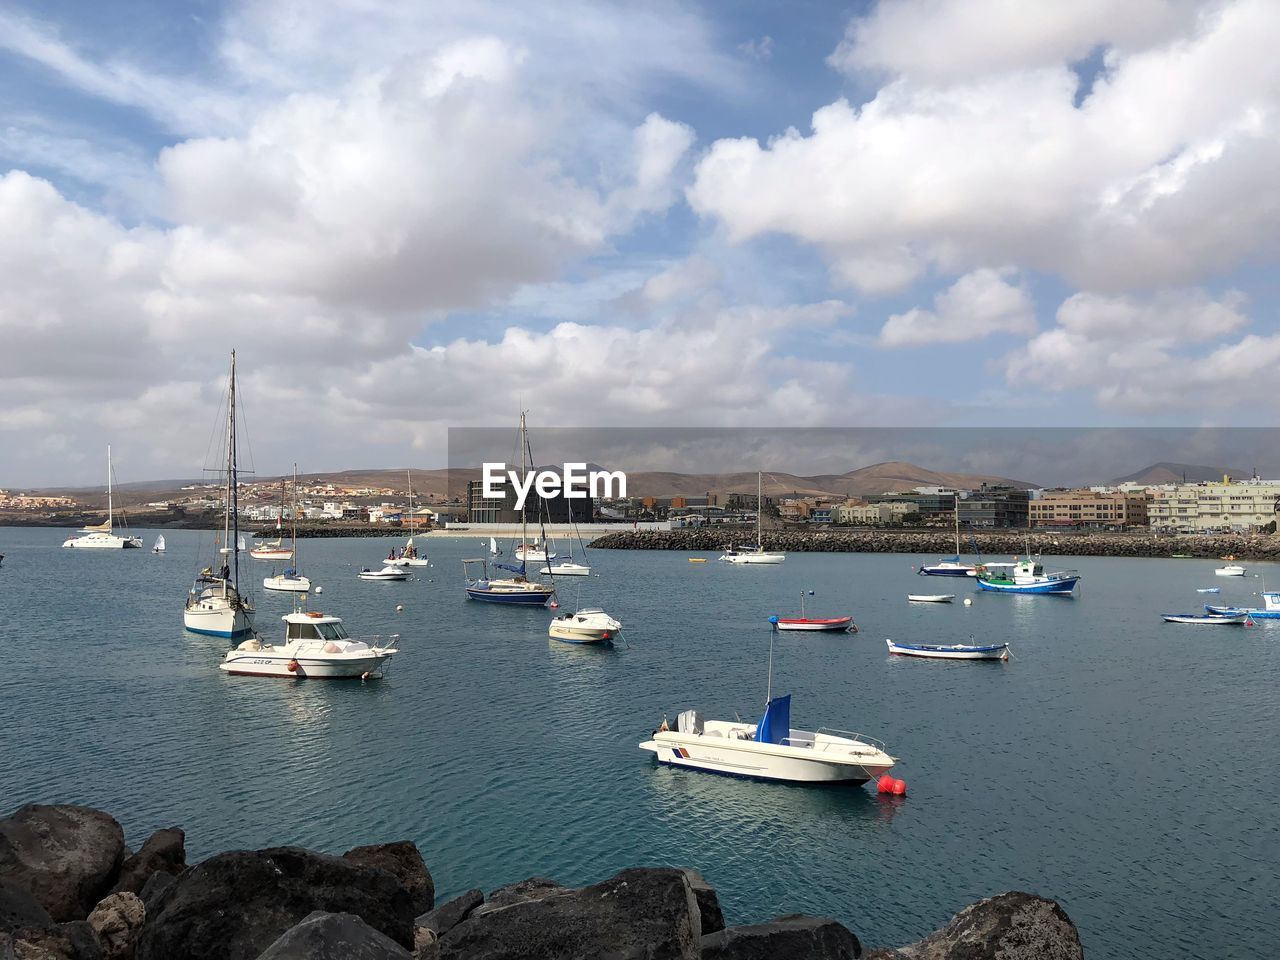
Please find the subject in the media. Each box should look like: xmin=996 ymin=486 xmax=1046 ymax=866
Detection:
xmin=886 ymin=638 xmax=1009 ymax=660
xmin=907 ymin=594 xmax=955 ymax=603
xmin=719 ymin=472 xmax=784 ymax=564
xmin=358 ymin=565 xmax=411 ymax=582
xmin=770 ymin=590 xmax=855 ymax=631
xmin=263 ymin=465 xmax=312 ymax=593
xmin=385 ymin=471 xmax=431 ymax=566
xmin=975 ymin=558 xmax=1079 ymax=594
xmin=62 ymin=446 xmax=143 ymax=549
xmin=541 ymin=561 xmax=590 ymax=576
xmin=1205 ymin=593 xmax=1280 ymax=619
xmin=1162 ymin=612 xmax=1251 ymax=624
xmin=1215 ymin=564 xmax=1246 ymax=577
xmin=220 ymin=609 xmax=397 ymax=679
xmin=548 ymin=608 xmax=621 ymax=644
xmin=918 ymin=495 xmax=975 ymax=576
xmin=1196 ymin=587 xmax=1221 ymax=593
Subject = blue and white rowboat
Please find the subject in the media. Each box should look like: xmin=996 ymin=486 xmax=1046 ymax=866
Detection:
xmin=1162 ymin=612 xmax=1251 ymax=624
xmin=886 ymin=638 xmax=1009 ymax=660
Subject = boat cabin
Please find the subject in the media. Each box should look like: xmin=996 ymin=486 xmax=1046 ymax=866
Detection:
xmin=282 ymin=613 xmax=350 ymax=642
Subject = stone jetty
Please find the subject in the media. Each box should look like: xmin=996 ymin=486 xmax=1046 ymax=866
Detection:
xmin=590 ymin=528 xmax=1280 ymax=560
xmin=0 ymin=802 xmax=1086 ymax=959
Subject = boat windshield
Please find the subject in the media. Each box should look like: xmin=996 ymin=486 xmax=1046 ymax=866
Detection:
xmin=316 ymin=622 xmax=350 ymax=641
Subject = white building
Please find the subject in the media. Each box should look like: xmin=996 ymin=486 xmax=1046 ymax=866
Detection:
xmin=1148 ymin=479 xmax=1280 ymax=532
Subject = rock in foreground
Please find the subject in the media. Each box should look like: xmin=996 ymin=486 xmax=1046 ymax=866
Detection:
xmin=701 ymin=914 xmax=861 ymax=959
xmin=255 ymin=911 xmax=412 ymax=959
xmin=134 ymin=847 xmax=415 ymax=960
xmin=866 ymin=891 xmax=1084 ymax=960
xmin=0 ymin=805 xmax=126 ymax=922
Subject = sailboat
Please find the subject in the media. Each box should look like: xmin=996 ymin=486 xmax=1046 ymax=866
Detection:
xmin=918 ymin=494 xmax=976 ymax=577
xmin=463 ymin=411 xmax=558 ymax=605
xmin=384 ymin=471 xmax=430 ymax=567
xmin=264 ymin=464 xmax=312 ymax=593
xmin=718 ymin=472 xmax=784 ymax=564
xmin=152 ymin=534 xmax=166 ymax=554
xmin=62 ymin=446 xmax=144 ymax=549
xmin=250 ymin=480 xmax=293 ymax=561
xmin=540 ymin=510 xmax=590 ymax=576
xmin=183 ymin=352 xmax=255 ymax=638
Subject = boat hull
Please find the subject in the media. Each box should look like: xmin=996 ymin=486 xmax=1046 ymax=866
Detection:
xmin=63 ymin=534 xmax=143 ymax=549
xmin=917 ymin=566 xmax=974 ymax=577
xmin=541 ymin=564 xmax=590 ymax=576
xmin=720 ymin=553 xmax=785 ymax=564
xmin=639 ymin=732 xmax=893 ymax=784
xmin=219 ymin=652 xmax=391 ymax=678
xmin=773 ymin=617 xmax=854 ymax=632
xmin=466 ymin=586 xmax=555 ymax=605
xmin=385 ymin=557 xmax=430 ymax=567
xmin=250 ymin=549 xmax=293 ymax=561
xmin=263 ymin=576 xmax=312 ymax=592
xmin=1162 ymin=614 xmax=1250 ymax=624
xmin=548 ymin=626 xmax=612 ymax=643
xmin=886 ymin=639 xmax=1008 ymax=660
xmin=907 ymin=595 xmax=955 ymax=603
xmin=183 ymin=603 xmax=254 ymax=638
xmin=976 ymin=577 xmax=1078 ymax=594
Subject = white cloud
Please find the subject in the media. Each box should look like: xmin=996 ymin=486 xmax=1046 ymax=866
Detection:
xmin=879 ymin=268 xmax=1035 ymax=346
xmin=829 ymin=0 xmax=1202 ymax=82
xmin=690 ymin=0 xmax=1280 ymax=295
xmin=1004 ymin=289 xmax=1261 ymax=410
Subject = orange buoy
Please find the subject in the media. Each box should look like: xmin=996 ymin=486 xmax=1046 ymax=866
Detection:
xmin=877 ymin=774 xmax=894 ymax=794
xmin=286 ymin=659 xmax=300 ymax=672
xmin=892 ymin=779 xmax=907 ymax=796
xmin=550 ymin=601 xmax=559 ymax=609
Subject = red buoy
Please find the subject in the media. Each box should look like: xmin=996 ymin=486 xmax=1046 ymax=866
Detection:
xmin=287 ymin=659 xmax=300 ymax=672
xmin=550 ymin=601 xmax=559 ymax=609
xmin=892 ymin=779 xmax=907 ymax=796
xmin=877 ymin=774 xmax=894 ymax=794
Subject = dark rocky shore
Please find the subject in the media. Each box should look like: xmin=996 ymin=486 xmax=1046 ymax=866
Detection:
xmin=590 ymin=528 xmax=1280 ymax=560
xmin=0 ymin=803 xmax=1085 ymax=959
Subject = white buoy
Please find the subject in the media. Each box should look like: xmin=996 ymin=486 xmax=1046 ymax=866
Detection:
xmin=963 ymin=597 xmax=973 ymax=606
xmin=396 ymin=604 xmax=404 ymax=612
xmin=315 ymin=586 xmax=323 ymax=594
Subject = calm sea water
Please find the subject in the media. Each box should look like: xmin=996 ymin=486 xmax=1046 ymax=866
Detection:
xmin=1 ymin=527 xmax=1277 ymax=958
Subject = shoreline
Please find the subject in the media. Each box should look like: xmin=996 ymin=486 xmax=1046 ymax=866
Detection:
xmin=587 ymin=528 xmax=1280 ymax=560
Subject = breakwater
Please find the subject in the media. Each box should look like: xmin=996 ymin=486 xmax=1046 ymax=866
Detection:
xmin=0 ymin=802 xmax=1084 ymax=959
xmin=589 ymin=528 xmax=1280 ymax=560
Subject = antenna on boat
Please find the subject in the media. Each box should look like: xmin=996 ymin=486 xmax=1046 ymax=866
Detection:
xmin=765 ymin=616 xmax=779 ymax=704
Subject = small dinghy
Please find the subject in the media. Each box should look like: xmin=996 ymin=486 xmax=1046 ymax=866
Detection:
xmin=358 ymin=565 xmax=411 ymax=581
xmin=1162 ymin=612 xmax=1251 ymax=624
xmin=886 ymin=638 xmax=1009 ymax=660
xmin=1196 ymin=587 xmax=1222 ymax=594
xmin=907 ymin=594 xmax=955 ymax=603
xmin=152 ymin=534 xmax=165 ymax=554
xmin=770 ymin=590 xmax=855 ymax=632
xmin=1215 ymin=565 xmax=1246 ymax=577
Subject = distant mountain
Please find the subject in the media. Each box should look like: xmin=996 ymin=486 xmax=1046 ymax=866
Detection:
xmin=1109 ymin=462 xmax=1248 ymax=485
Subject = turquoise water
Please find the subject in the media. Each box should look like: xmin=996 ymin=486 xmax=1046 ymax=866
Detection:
xmin=1 ymin=527 xmax=1277 ymax=958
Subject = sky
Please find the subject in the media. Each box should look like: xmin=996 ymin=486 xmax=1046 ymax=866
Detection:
xmin=2 ymin=0 xmax=1280 ymax=486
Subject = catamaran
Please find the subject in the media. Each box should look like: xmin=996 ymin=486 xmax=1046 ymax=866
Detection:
xmin=918 ymin=494 xmax=976 ymax=576
xmin=62 ymin=446 xmax=143 ymax=549
xmin=464 ymin=411 xmax=557 ymax=605
xmin=184 ymin=352 xmax=255 ymax=638
xmin=264 ymin=464 xmax=311 ymax=593
xmin=719 ymin=472 xmax=784 ymax=564
xmin=385 ymin=470 xmax=430 ymax=567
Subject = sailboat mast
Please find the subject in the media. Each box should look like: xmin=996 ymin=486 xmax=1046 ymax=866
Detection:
xmin=520 ymin=411 xmax=529 ymax=562
xmin=291 ymin=463 xmax=298 ymax=556
xmin=954 ymin=493 xmax=960 ymax=556
xmin=106 ymin=444 xmax=114 ymax=529
xmin=228 ymin=351 xmax=240 ymax=592
xmin=757 ymin=471 xmax=763 ymax=549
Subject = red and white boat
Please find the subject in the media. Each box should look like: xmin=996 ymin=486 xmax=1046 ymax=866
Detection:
xmin=770 ymin=591 xmax=856 ymax=632
xmin=773 ymin=616 xmax=855 ymax=632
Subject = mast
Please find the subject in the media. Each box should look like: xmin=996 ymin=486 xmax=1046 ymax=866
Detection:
xmin=520 ymin=410 xmax=529 ymax=572
xmin=291 ymin=462 xmax=298 ymax=560
xmin=954 ymin=492 xmax=961 ymax=556
xmin=406 ymin=469 xmax=415 ymax=542
xmin=757 ymin=471 xmax=763 ymax=549
xmin=228 ymin=351 xmax=240 ymax=594
xmin=106 ymin=444 xmax=114 ymax=530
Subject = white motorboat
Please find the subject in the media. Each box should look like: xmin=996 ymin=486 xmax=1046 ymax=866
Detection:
xmin=221 ymin=610 xmax=398 ymax=679
xmin=886 ymin=638 xmax=1009 ymax=660
xmin=541 ymin=561 xmax=591 ymax=576
xmin=640 ymin=616 xmax=896 ymax=785
xmin=183 ymin=353 xmax=254 ymax=639
xmin=359 ymin=565 xmax=411 ymax=581
xmin=907 ymin=594 xmax=955 ymax=603
xmin=640 ymin=701 xmax=896 ymax=784
xmin=548 ymin=608 xmax=622 ymax=644
xmin=62 ymin=446 xmax=144 ymax=549
xmin=1215 ymin=564 xmax=1246 ymax=577
xmin=264 ymin=465 xmax=312 ymax=593
xmin=152 ymin=535 xmax=166 ymax=554
xmin=719 ymin=472 xmax=784 ymax=564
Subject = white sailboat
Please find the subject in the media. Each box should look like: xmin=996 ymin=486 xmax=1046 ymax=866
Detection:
xmin=183 ymin=352 xmax=255 ymax=639
xmin=540 ymin=512 xmax=591 ymax=576
xmin=384 ymin=470 xmax=430 ymax=567
xmin=152 ymin=534 xmax=166 ymax=554
xmin=264 ymin=464 xmax=311 ymax=593
xmin=250 ymin=480 xmax=294 ymax=561
xmin=62 ymin=446 xmax=144 ymax=549
xmin=917 ymin=494 xmax=977 ymax=577
xmin=719 ymin=472 xmax=784 ymax=564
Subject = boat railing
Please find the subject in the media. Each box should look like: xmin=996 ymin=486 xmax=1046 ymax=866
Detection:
xmin=813 ymin=728 xmax=888 ymax=752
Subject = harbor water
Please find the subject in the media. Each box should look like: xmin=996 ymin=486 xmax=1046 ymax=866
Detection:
xmin=1 ymin=527 xmax=1277 ymax=958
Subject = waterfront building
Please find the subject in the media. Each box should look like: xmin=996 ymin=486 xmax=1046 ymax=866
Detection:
xmin=1147 ymin=478 xmax=1280 ymax=532
xmin=1031 ymin=490 xmax=1150 ymax=528
xmin=466 ymin=478 xmax=595 ymax=525
xmin=957 ymin=484 xmax=1030 ymax=528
